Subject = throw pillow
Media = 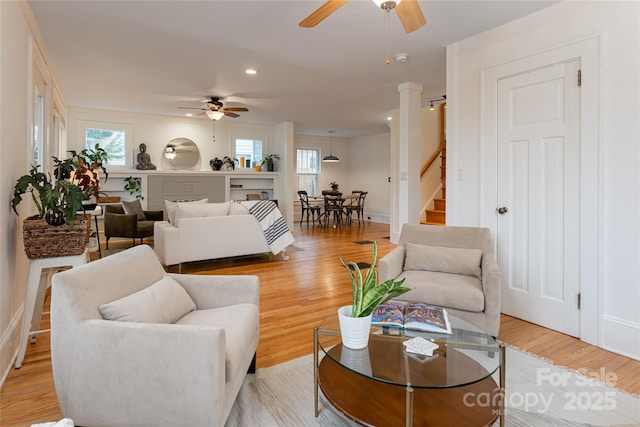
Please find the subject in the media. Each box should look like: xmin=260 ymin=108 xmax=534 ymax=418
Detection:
xmin=404 ymin=242 xmax=483 ymax=279
xmin=122 ymin=199 xmax=146 ymax=221
xmin=174 ymin=202 xmax=230 ymax=227
xmin=165 ymin=198 xmax=208 ymax=225
xmin=99 ymin=275 xmax=196 ymax=323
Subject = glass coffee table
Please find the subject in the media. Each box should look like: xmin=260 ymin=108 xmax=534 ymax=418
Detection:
xmin=313 ymin=313 xmax=505 ymax=427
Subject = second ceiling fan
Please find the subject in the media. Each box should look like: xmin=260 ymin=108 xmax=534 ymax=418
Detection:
xmin=179 ymin=97 xmax=248 ymax=120
xmin=299 ymin=0 xmax=426 ymax=34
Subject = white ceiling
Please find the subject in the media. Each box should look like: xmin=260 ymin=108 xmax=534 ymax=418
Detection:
xmin=28 ymin=0 xmax=558 ymax=138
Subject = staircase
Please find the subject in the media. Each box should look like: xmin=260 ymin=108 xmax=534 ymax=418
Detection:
xmin=422 ymin=148 xmax=446 ymax=226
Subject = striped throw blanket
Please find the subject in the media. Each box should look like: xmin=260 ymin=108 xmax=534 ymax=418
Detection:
xmin=241 ymin=200 xmax=294 ymax=255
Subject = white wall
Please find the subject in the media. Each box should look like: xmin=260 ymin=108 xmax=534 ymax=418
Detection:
xmin=0 ymin=1 xmax=50 ymax=384
xmin=447 ymin=1 xmax=640 ymax=359
xmin=348 ymin=133 xmax=391 ymax=223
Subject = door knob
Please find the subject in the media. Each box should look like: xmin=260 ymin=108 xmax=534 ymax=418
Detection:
xmin=497 ymin=207 xmax=508 ymax=215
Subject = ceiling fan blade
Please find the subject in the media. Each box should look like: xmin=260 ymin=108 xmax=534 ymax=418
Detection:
xmin=395 ymin=0 xmax=426 ymax=34
xmin=223 ymin=107 xmax=249 ymax=112
xmin=224 ymin=111 xmax=240 ymax=118
xmin=299 ymin=0 xmax=349 ymax=28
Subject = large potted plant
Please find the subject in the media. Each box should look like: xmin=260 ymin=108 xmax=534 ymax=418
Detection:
xmin=11 ymin=147 xmax=109 ymax=259
xmin=338 ymin=241 xmax=411 ymax=349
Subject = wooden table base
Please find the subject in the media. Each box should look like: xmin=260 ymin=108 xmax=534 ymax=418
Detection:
xmin=318 ymin=355 xmax=501 ymax=427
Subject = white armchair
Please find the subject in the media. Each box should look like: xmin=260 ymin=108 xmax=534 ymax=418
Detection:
xmin=379 ymin=224 xmax=501 ymax=337
xmin=50 ymin=244 xmax=260 ymax=427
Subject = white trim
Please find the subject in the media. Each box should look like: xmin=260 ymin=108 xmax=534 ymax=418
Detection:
xmin=0 ymin=308 xmax=24 ymax=388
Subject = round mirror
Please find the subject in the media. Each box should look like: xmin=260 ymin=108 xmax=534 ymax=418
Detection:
xmin=163 ymin=137 xmax=200 ymax=170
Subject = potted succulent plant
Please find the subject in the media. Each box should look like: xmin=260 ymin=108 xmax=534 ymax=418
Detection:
xmin=260 ymin=154 xmax=279 ymax=172
xmin=338 ymin=241 xmax=411 ymax=349
xmin=330 ymin=181 xmax=339 ymax=192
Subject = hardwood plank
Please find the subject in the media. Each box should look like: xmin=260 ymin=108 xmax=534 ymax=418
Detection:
xmin=1 ymin=223 xmax=638 ymax=426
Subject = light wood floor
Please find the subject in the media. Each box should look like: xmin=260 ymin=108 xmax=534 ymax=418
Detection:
xmin=1 ymin=222 xmax=638 ymax=426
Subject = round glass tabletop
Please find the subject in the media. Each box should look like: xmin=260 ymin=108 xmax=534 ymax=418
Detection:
xmin=317 ymin=313 xmax=501 ymax=389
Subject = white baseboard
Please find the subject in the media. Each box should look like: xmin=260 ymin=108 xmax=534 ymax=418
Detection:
xmin=601 ymin=315 xmax=640 ymax=361
xmin=0 ymin=307 xmax=23 ymax=388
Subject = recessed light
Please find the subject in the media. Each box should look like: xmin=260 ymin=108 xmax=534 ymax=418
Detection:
xmin=245 ymin=68 xmax=258 ymax=75
xmin=386 ymin=116 xmax=392 ymax=121
xmin=185 ymin=113 xmax=193 ymax=117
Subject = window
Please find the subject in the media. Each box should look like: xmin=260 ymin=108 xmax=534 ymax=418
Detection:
xmin=78 ymin=120 xmax=132 ymax=166
xmin=33 ymin=67 xmax=45 ymax=170
xmin=86 ymin=129 xmax=125 ymax=165
xmin=235 ymin=138 xmax=262 ymax=167
xmin=297 ymin=148 xmax=319 ymax=195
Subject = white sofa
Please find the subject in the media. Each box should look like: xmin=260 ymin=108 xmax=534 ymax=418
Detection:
xmin=154 ymin=200 xmax=293 ymax=271
xmin=50 ymin=244 xmax=260 ymax=427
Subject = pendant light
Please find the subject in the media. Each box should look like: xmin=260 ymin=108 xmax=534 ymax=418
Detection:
xmin=323 ymin=130 xmax=339 ymax=162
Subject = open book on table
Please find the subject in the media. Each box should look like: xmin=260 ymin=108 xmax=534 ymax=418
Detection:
xmin=371 ymin=301 xmax=452 ymax=334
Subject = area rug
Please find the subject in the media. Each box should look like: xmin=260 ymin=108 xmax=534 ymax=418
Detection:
xmin=226 ymin=347 xmax=640 ymax=427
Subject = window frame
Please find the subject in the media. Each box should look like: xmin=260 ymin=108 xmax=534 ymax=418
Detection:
xmin=296 ymin=147 xmax=320 ymax=196
xmin=77 ymin=120 xmax=134 ymax=168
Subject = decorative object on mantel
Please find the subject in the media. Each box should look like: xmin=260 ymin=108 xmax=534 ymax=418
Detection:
xmin=222 ymin=156 xmax=238 ymax=171
xmin=209 ymin=157 xmax=223 ymax=171
xmin=337 ymin=241 xmax=411 ymax=349
xmin=124 ymin=176 xmax=143 ymax=200
xmin=135 ymin=143 xmax=156 ymax=170
xmin=330 ymin=181 xmax=340 ymax=192
xmin=261 ymin=154 xmax=280 ymax=172
xmin=163 ymin=137 xmax=200 ymax=170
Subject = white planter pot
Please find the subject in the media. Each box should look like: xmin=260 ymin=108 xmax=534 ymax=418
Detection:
xmin=337 ymin=305 xmax=372 ymax=349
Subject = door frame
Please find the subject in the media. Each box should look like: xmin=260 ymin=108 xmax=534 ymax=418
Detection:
xmin=480 ymin=36 xmax=602 ymax=346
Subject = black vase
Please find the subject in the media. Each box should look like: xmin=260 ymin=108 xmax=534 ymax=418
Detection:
xmin=210 ymin=158 xmax=223 ymax=171
xmin=45 ymin=210 xmax=65 ymax=226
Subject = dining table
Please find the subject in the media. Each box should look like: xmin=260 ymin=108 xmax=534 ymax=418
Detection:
xmin=311 ymin=193 xmax=361 ymax=227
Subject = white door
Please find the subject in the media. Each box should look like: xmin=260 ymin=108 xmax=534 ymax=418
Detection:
xmin=497 ymin=60 xmax=581 ymax=337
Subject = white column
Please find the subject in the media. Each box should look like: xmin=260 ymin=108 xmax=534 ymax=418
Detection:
xmin=391 ymin=82 xmax=422 ymax=242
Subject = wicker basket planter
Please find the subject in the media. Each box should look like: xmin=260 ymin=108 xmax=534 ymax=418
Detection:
xmin=23 ymin=214 xmax=92 ymax=259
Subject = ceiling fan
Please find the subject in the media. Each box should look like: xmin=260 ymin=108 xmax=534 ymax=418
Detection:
xmin=179 ymin=97 xmax=249 ymax=120
xmin=299 ymin=0 xmax=426 ymax=34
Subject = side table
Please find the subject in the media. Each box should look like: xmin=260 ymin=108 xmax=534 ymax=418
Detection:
xmin=82 ymin=206 xmax=103 ymax=258
xmin=15 ymin=249 xmax=89 ymax=369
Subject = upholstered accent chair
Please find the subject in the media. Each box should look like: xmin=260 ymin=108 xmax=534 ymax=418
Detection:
xmin=379 ymin=224 xmax=501 ymax=337
xmin=50 ymin=244 xmax=260 ymax=427
xmin=103 ymin=202 xmax=163 ymax=249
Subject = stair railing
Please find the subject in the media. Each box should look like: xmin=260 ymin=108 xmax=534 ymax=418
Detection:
xmin=420 ymin=142 xmax=445 ymax=178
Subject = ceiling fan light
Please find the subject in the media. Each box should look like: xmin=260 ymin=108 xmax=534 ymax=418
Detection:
xmin=205 ymin=110 xmax=224 ymax=120
xmin=372 ymin=0 xmax=401 ymax=10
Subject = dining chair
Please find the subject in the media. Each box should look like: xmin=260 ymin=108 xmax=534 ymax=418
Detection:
xmin=297 ymin=190 xmax=321 ymax=226
xmin=345 ymin=191 xmax=367 ymax=225
xmin=322 ymin=192 xmax=345 ymax=227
